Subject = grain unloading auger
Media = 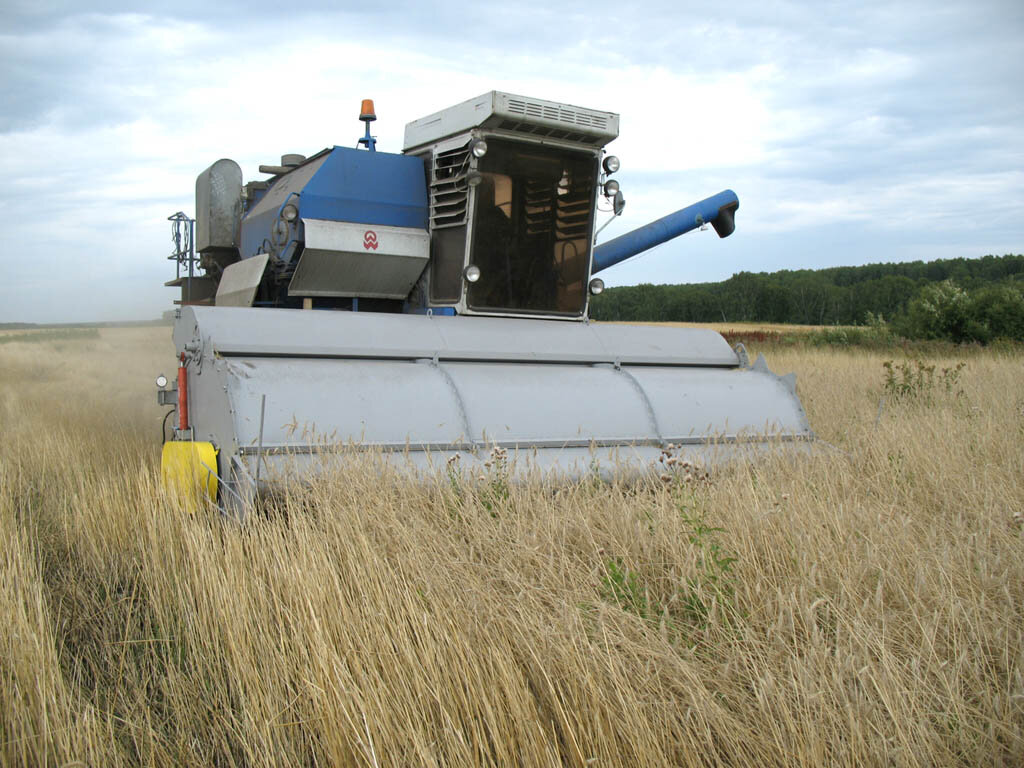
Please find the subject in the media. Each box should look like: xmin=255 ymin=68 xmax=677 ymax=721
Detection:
xmin=158 ymin=91 xmax=812 ymax=510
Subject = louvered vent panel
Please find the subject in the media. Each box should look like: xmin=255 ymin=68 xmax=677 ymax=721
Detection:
xmin=505 ymin=98 xmax=609 ymax=132
xmin=430 ymin=145 xmax=471 ymax=228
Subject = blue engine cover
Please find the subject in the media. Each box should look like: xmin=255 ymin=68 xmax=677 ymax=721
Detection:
xmin=300 ymin=147 xmax=428 ymax=227
xmin=240 ymin=146 xmax=429 ymax=262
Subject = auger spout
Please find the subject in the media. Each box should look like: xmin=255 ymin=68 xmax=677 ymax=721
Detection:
xmin=591 ymin=190 xmax=739 ymax=275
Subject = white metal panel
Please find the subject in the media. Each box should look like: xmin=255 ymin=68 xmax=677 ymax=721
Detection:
xmin=301 ymin=219 xmax=429 ymax=260
xmin=216 ymin=253 xmax=269 ymax=307
xmin=223 ymin=358 xmax=657 ymax=451
xmin=628 ymin=366 xmax=812 ymax=439
xmin=172 ymin=307 xmax=815 ymax=503
xmin=443 ymin=362 xmax=654 ymax=444
xmin=289 ymin=219 xmax=429 ymax=299
xmin=216 ymin=357 xmax=810 ymax=456
xmin=178 ymin=307 xmax=739 ymax=366
xmin=225 ymin=358 xmax=468 ymax=449
xmin=404 ymin=91 xmax=620 ymax=152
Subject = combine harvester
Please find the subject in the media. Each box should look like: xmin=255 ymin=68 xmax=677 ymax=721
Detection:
xmin=158 ymin=91 xmax=812 ymax=510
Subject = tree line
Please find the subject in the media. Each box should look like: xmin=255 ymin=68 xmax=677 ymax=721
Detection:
xmin=590 ymin=254 xmax=1024 ymax=341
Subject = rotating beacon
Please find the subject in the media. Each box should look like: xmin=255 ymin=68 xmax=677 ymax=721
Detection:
xmin=157 ymin=91 xmax=813 ymax=508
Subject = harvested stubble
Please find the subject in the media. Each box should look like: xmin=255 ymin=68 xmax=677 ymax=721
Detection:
xmin=2 ymin=328 xmax=1022 ymax=767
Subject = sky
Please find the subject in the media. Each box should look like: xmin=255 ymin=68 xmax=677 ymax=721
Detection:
xmin=1 ymin=0 xmax=1022 ymax=322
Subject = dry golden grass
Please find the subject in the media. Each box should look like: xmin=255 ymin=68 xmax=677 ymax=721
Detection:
xmin=2 ymin=326 xmax=1023 ymax=766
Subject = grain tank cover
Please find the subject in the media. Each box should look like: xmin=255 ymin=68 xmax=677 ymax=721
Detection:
xmin=403 ymin=91 xmax=620 ymax=151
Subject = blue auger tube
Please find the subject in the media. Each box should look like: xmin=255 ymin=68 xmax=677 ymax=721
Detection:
xmin=591 ymin=189 xmax=739 ymax=274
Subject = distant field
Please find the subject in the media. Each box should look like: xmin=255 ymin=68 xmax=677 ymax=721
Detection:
xmin=3 ymin=325 xmax=1022 ymax=766
xmin=609 ymin=320 xmax=836 ymax=333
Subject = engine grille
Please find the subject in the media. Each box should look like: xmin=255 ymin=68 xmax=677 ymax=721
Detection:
xmin=430 ymin=144 xmax=471 ymax=229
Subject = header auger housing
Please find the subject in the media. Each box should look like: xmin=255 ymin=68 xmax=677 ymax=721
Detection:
xmin=158 ymin=91 xmax=812 ymax=512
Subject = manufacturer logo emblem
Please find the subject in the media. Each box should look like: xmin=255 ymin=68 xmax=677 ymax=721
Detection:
xmin=363 ymin=231 xmax=378 ymax=250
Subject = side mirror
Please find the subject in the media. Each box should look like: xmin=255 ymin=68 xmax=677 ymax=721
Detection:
xmin=613 ymin=190 xmax=626 ymax=216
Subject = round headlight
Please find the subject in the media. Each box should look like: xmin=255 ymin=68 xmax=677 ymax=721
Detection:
xmin=470 ymin=138 xmax=488 ymax=158
xmin=603 ymin=155 xmax=620 ymax=174
xmin=589 ymin=277 xmax=605 ymax=295
xmin=282 ymin=203 xmax=299 ymax=221
xmin=604 ymin=179 xmax=620 ymax=197
xmin=463 ymin=264 xmax=481 ymax=283
xmin=155 ymin=374 xmax=168 ymax=388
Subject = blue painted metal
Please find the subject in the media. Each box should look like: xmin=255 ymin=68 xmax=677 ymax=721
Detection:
xmin=238 ymin=146 xmax=428 ymax=262
xmin=299 ymin=148 xmax=426 ymax=227
xmin=591 ymin=190 xmax=739 ymax=275
xmin=358 ymin=118 xmax=377 ymax=152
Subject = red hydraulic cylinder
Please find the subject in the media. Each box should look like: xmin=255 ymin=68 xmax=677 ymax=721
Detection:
xmin=177 ymin=353 xmax=189 ymax=432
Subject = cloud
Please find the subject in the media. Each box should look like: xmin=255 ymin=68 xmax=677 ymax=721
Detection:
xmin=0 ymin=1 xmax=1021 ymax=322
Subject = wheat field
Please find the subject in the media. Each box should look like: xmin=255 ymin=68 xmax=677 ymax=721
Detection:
xmin=2 ymin=326 xmax=1022 ymax=767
